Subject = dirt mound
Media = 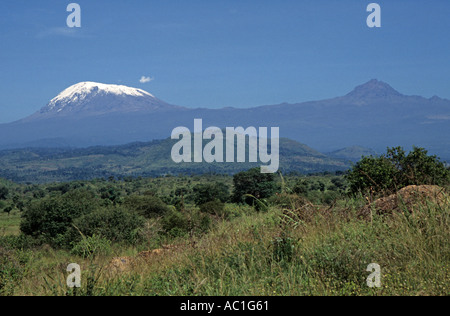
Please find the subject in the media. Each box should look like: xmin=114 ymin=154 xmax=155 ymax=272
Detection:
xmin=360 ymin=185 xmax=448 ymax=219
xmin=108 ymin=256 xmax=134 ymax=273
xmin=107 ymin=244 xmax=181 ymax=273
xmin=280 ymin=200 xmax=336 ymax=227
xmin=138 ymin=249 xmax=165 ymax=259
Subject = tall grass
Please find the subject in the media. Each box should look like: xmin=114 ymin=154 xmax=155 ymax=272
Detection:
xmin=2 ymin=196 xmax=449 ymax=296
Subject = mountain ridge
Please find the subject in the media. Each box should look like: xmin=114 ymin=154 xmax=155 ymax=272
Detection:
xmin=327 ymin=146 xmax=378 ymax=162
xmin=345 ymin=79 xmax=403 ymax=99
xmin=1 ymin=79 xmax=449 ymax=159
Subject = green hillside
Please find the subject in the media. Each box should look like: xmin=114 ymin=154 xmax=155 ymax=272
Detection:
xmin=328 ymin=146 xmax=378 ymax=161
xmin=0 ymin=138 xmax=349 ymax=183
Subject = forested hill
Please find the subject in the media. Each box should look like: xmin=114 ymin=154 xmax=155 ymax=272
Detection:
xmin=0 ymin=137 xmax=349 ymax=183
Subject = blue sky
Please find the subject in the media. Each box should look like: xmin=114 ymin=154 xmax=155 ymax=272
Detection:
xmin=0 ymin=0 xmax=449 ymax=123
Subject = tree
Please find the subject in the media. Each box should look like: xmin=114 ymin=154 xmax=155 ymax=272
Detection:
xmin=99 ymin=185 xmax=121 ymax=205
xmin=393 ymin=147 xmax=449 ymax=186
xmin=71 ymin=207 xmax=145 ymax=245
xmin=123 ymin=195 xmax=169 ymax=218
xmin=193 ymin=182 xmax=230 ymax=206
xmin=199 ymin=200 xmax=226 ymax=217
xmin=346 ymin=146 xmax=450 ymax=195
xmin=20 ymin=189 xmax=100 ymax=245
xmin=0 ymin=186 xmax=9 ymax=200
xmin=11 ymin=194 xmax=25 ymax=212
xmin=318 ymin=181 xmax=326 ymax=192
xmin=3 ymin=206 xmax=13 ymax=216
xmin=232 ymin=168 xmax=279 ymax=205
xmin=293 ymin=179 xmax=310 ymax=195
xmin=331 ymin=177 xmax=346 ymax=191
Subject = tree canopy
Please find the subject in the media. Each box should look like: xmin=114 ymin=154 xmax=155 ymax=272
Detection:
xmin=346 ymin=146 xmax=450 ymax=195
xmin=232 ymin=168 xmax=279 ymax=205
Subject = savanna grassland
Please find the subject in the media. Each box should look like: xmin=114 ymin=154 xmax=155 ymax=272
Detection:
xmin=0 ymin=147 xmax=449 ymax=296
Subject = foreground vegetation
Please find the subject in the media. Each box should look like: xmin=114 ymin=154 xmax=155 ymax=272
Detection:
xmin=0 ymin=146 xmax=449 ymax=296
xmin=1 ymin=190 xmax=448 ymax=296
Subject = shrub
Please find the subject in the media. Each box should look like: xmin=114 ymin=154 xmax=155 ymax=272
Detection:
xmin=292 ymin=179 xmax=310 ymax=195
xmin=193 ymin=183 xmax=230 ymax=205
xmin=232 ymin=168 xmax=279 ymax=205
xmin=192 ymin=211 xmax=212 ymax=235
xmin=123 ymin=195 xmax=169 ymax=218
xmin=268 ymin=193 xmax=307 ymax=210
xmin=20 ymin=189 xmax=100 ymax=245
xmin=71 ymin=207 xmax=145 ymax=245
xmin=0 ymin=186 xmax=9 ymax=200
xmin=3 ymin=206 xmax=13 ymax=216
xmin=253 ymin=198 xmax=269 ymax=212
xmin=0 ymin=248 xmax=32 ymax=295
xmin=71 ymin=234 xmax=112 ymax=259
xmin=199 ymin=200 xmax=226 ymax=217
xmin=99 ymin=185 xmax=121 ymax=204
xmin=271 ymin=233 xmax=295 ymax=263
xmin=331 ymin=177 xmax=347 ymax=191
xmin=346 ymin=146 xmax=450 ymax=196
xmin=0 ymin=234 xmax=40 ymax=251
xmin=161 ymin=207 xmax=212 ymax=238
xmin=0 ymin=248 xmax=21 ymax=295
xmin=161 ymin=208 xmax=189 ymax=237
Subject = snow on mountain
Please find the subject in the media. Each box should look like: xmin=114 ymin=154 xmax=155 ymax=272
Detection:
xmin=24 ymin=81 xmax=180 ymax=121
xmin=47 ymin=82 xmax=155 ymax=110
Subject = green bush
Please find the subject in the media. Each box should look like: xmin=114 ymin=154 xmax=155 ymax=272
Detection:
xmin=99 ymin=185 xmax=121 ymax=205
xmin=161 ymin=208 xmax=189 ymax=237
xmin=232 ymin=168 xmax=279 ymax=205
xmin=292 ymin=179 xmax=310 ymax=195
xmin=72 ymin=207 xmax=145 ymax=245
xmin=3 ymin=206 xmax=13 ymax=216
xmin=71 ymin=234 xmax=112 ymax=259
xmin=346 ymin=146 xmax=450 ymax=195
xmin=271 ymin=234 xmax=295 ymax=263
xmin=193 ymin=211 xmax=212 ymax=235
xmin=331 ymin=177 xmax=347 ymax=191
xmin=0 ymin=186 xmax=9 ymax=200
xmin=20 ymin=189 xmax=100 ymax=245
xmin=123 ymin=195 xmax=169 ymax=218
xmin=0 ymin=248 xmax=32 ymax=295
xmin=161 ymin=207 xmax=212 ymax=238
xmin=267 ymin=193 xmax=306 ymax=210
xmin=0 ymin=248 xmax=21 ymax=295
xmin=0 ymin=234 xmax=40 ymax=251
xmin=199 ymin=200 xmax=226 ymax=217
xmin=307 ymin=190 xmax=341 ymax=205
xmin=193 ymin=183 xmax=230 ymax=205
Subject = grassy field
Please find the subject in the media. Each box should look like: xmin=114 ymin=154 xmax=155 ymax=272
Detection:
xmin=0 ymin=210 xmax=21 ymax=236
xmin=1 ymin=191 xmax=448 ymax=296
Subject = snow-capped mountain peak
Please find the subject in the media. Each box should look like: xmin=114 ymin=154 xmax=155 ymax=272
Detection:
xmin=47 ymin=82 xmax=155 ymax=111
xmin=21 ymin=81 xmax=182 ymax=121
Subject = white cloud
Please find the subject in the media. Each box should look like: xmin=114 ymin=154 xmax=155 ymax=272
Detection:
xmin=427 ymin=115 xmax=450 ymax=121
xmin=36 ymin=27 xmax=89 ymax=39
xmin=140 ymin=76 xmax=154 ymax=84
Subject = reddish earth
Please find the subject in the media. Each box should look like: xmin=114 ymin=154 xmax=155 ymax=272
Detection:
xmin=360 ymin=185 xmax=448 ymax=219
